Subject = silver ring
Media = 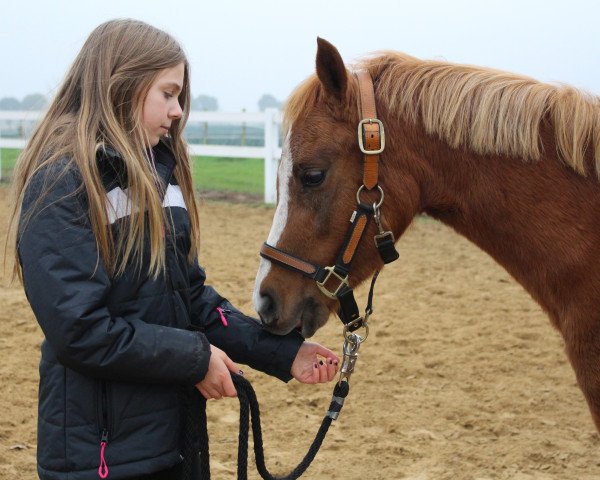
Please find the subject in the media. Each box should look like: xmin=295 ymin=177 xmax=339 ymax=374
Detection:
xmin=356 ymin=185 xmax=384 ymax=209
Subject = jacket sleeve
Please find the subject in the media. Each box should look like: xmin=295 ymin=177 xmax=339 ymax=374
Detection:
xmin=188 ymin=261 xmax=304 ymax=382
xmin=18 ymin=165 xmax=210 ymax=385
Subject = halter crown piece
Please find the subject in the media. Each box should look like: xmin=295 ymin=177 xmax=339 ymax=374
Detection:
xmin=260 ymin=70 xmax=399 ymax=334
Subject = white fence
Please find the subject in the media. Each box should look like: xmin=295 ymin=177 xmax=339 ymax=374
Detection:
xmin=0 ymin=109 xmax=282 ymax=203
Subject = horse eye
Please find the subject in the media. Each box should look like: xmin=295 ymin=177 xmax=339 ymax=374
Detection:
xmin=301 ymin=169 xmax=326 ymax=187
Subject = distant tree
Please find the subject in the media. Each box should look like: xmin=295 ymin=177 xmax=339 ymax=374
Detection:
xmin=258 ymin=94 xmax=281 ymax=111
xmin=21 ymin=93 xmax=48 ymax=110
xmin=191 ymin=95 xmax=218 ymax=111
xmin=0 ymin=97 xmax=21 ymax=110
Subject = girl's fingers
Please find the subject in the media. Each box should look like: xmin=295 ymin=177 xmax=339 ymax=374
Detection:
xmin=317 ymin=360 xmax=328 ymax=383
xmin=197 ymin=382 xmax=227 ymax=400
xmin=311 ymin=362 xmax=320 ymax=383
xmin=326 ymin=357 xmax=337 ymax=381
xmin=199 ymin=386 xmax=219 ymax=400
xmin=197 ymin=386 xmax=210 ymax=399
xmin=316 ymin=357 xmax=338 ymax=382
xmin=316 ymin=346 xmax=340 ymax=364
xmin=223 ymin=355 xmax=240 ymax=374
xmin=207 ymin=386 xmax=222 ymax=399
xmin=222 ymin=376 xmax=237 ymax=397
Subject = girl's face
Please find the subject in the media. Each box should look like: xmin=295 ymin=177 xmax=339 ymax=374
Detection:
xmin=141 ymin=62 xmax=185 ymax=147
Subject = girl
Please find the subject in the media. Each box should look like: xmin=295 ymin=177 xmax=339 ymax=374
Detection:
xmin=8 ymin=19 xmax=339 ymax=480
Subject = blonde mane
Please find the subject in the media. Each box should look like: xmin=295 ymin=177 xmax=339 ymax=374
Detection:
xmin=286 ymin=52 xmax=600 ymax=176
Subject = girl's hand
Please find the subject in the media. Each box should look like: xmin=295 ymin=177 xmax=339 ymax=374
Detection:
xmin=196 ymin=345 xmax=240 ymax=399
xmin=291 ymin=342 xmax=339 ymax=384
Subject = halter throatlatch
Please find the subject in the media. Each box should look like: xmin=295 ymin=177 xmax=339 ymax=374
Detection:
xmin=260 ymin=69 xmax=400 ymax=387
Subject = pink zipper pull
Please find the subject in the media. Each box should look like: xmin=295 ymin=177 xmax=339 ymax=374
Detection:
xmin=98 ymin=430 xmax=109 ymax=478
xmin=216 ymin=307 xmax=228 ymax=327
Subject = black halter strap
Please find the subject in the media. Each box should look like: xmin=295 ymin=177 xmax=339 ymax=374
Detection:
xmin=260 ymin=203 xmax=377 ymax=330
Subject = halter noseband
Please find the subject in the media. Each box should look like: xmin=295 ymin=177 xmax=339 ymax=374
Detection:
xmin=260 ymin=70 xmax=399 ymax=332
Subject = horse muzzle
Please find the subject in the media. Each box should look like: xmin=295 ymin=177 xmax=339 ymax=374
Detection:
xmin=255 ymin=288 xmax=328 ymax=338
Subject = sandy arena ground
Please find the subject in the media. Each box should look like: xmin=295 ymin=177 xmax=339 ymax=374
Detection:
xmin=1 ymin=186 xmax=599 ymax=480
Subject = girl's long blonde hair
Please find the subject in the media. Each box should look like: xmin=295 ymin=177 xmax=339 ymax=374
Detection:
xmin=8 ymin=19 xmax=200 ymax=279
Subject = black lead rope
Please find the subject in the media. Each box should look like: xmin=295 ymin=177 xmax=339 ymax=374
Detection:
xmin=234 ymin=374 xmax=349 ymax=480
xmin=184 ymin=274 xmax=380 ymax=480
xmin=186 ymin=271 xmax=382 ymax=480
xmin=181 ymin=386 xmax=209 ymax=480
xmin=189 ymin=375 xmax=350 ymax=480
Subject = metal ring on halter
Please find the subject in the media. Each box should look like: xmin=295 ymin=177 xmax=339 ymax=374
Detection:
xmin=356 ymin=185 xmax=384 ymax=209
xmin=343 ymin=320 xmax=369 ymax=343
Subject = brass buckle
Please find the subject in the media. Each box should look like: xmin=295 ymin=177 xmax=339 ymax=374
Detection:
xmin=316 ymin=266 xmax=349 ymax=299
xmin=357 ymin=118 xmax=385 ymax=154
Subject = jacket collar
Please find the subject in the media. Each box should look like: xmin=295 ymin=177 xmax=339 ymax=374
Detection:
xmin=97 ymin=139 xmax=177 ymax=191
xmin=98 ymin=139 xmax=176 ymax=167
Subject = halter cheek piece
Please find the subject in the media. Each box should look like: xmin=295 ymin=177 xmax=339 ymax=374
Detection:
xmin=260 ymin=70 xmax=400 ymax=335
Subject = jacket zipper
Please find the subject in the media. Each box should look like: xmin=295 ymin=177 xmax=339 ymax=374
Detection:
xmin=98 ymin=381 xmax=110 ymax=478
xmin=216 ymin=306 xmax=230 ymax=327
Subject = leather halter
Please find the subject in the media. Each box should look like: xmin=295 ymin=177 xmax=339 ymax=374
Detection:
xmin=260 ymin=70 xmax=399 ymax=331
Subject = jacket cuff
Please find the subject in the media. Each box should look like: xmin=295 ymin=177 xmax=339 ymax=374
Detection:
xmin=187 ymin=332 xmax=211 ymax=384
xmin=263 ymin=330 xmax=304 ymax=382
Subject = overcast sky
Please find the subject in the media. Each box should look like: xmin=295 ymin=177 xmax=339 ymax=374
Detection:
xmin=1 ymin=0 xmax=598 ymax=111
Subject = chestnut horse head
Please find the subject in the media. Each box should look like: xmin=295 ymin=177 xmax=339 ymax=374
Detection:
xmin=252 ymin=38 xmax=417 ymax=337
xmin=252 ymin=38 xmax=600 ymax=342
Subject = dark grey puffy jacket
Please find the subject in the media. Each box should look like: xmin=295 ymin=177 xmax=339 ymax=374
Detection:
xmin=17 ymin=141 xmax=303 ymax=479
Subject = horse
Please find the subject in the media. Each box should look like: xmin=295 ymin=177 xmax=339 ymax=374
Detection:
xmin=252 ymin=37 xmax=600 ymax=431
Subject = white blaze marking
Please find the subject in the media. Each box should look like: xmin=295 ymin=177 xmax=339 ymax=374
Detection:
xmin=253 ymin=131 xmax=293 ymax=311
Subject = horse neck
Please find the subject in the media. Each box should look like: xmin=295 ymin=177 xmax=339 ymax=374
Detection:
xmin=383 ymin=117 xmax=600 ymax=321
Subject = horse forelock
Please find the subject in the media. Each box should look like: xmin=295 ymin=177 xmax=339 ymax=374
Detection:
xmin=283 ymin=75 xmax=321 ymax=134
xmin=358 ymin=52 xmax=600 ymax=177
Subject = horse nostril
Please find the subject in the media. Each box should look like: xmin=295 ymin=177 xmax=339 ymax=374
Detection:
xmin=258 ymin=291 xmax=277 ymax=326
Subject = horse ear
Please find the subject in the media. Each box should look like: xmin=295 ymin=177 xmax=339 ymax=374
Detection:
xmin=316 ymin=37 xmax=348 ymax=102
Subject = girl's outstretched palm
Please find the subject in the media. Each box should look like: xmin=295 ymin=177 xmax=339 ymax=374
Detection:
xmin=291 ymin=342 xmax=339 ymax=384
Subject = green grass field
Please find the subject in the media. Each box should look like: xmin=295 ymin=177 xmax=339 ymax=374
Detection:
xmin=192 ymin=156 xmax=263 ymax=195
xmin=0 ymin=148 xmax=19 ymax=173
xmin=0 ymin=149 xmax=263 ymax=195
